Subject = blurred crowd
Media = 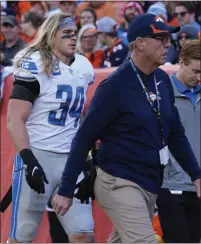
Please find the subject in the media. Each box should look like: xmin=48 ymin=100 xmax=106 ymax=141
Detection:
xmin=0 ymin=1 xmax=201 ymax=80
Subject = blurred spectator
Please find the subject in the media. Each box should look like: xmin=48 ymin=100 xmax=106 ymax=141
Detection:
xmin=194 ymin=1 xmax=201 ymax=24
xmin=147 ymin=2 xmax=168 ymax=23
xmin=0 ymin=15 xmax=25 ymax=66
xmin=1 ymin=2 xmax=16 ymax=42
xmin=177 ymin=24 xmax=199 ymax=50
xmin=138 ymin=1 xmax=153 ymax=13
xmin=20 ymin=11 xmax=45 ymax=43
xmin=60 ymin=1 xmax=77 ymax=18
xmin=0 ymin=1 xmax=7 ymax=9
xmin=76 ymin=2 xmax=117 ymax=21
xmin=1 ymin=1 xmax=16 ymax=17
xmin=97 ymin=17 xmax=128 ymax=68
xmin=175 ymin=2 xmax=200 ymax=33
xmin=166 ymin=23 xmax=199 ymax=66
xmin=6 ymin=1 xmax=32 ymax=23
xmin=77 ymin=24 xmax=104 ymax=68
xmin=146 ymin=2 xmax=178 ymax=65
xmin=117 ymin=2 xmax=143 ymax=46
xmin=45 ymin=1 xmax=61 ymax=17
xmin=30 ymin=2 xmax=47 ymax=17
xmin=79 ymin=8 xmax=97 ymax=28
xmin=163 ymin=1 xmax=179 ymax=26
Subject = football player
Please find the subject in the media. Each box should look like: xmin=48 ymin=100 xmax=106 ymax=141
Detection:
xmin=7 ymin=13 xmax=94 ymax=243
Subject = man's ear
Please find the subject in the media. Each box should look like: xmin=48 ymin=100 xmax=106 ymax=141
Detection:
xmin=135 ymin=37 xmax=145 ymax=51
xmin=179 ymin=57 xmax=184 ymax=66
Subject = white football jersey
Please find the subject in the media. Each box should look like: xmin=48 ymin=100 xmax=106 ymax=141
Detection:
xmin=13 ymin=51 xmax=94 ymax=153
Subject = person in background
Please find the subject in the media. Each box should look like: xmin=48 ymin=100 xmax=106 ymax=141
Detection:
xmin=147 ymin=2 xmax=168 ymax=23
xmin=157 ymin=40 xmax=201 ymax=243
xmin=45 ymin=1 xmax=61 ymax=18
xmin=77 ymin=24 xmax=104 ymax=68
xmin=117 ymin=1 xmax=144 ymax=46
xmin=20 ymin=11 xmax=45 ymax=43
xmin=168 ymin=24 xmax=199 ymax=64
xmin=0 ymin=15 xmax=24 ymax=67
xmin=137 ymin=1 xmax=152 ymax=13
xmin=175 ymin=2 xmax=200 ymax=34
xmin=79 ymin=8 xmax=97 ymax=28
xmin=76 ymin=2 xmax=117 ymax=22
xmin=163 ymin=1 xmax=179 ymax=27
xmin=0 ymin=2 xmax=16 ymax=43
xmin=177 ymin=24 xmax=198 ymax=50
xmin=97 ymin=17 xmax=128 ymax=68
xmin=29 ymin=2 xmax=47 ymax=17
xmin=60 ymin=1 xmax=77 ymax=19
xmin=0 ymin=2 xmax=16 ymax=18
xmin=146 ymin=2 xmax=178 ymax=65
xmin=6 ymin=1 xmax=32 ymax=23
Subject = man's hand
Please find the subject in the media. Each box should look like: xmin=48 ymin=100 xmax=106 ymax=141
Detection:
xmin=20 ymin=149 xmax=48 ymax=194
xmin=194 ymin=179 xmax=200 ymax=199
xmin=52 ymin=194 xmax=73 ymax=216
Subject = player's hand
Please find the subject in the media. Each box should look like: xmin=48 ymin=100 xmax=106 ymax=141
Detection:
xmin=52 ymin=194 xmax=73 ymax=216
xmin=194 ymin=178 xmax=200 ymax=199
xmin=20 ymin=149 xmax=49 ymax=194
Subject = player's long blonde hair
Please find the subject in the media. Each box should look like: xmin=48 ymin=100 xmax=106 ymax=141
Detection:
xmin=13 ymin=12 xmax=72 ymax=76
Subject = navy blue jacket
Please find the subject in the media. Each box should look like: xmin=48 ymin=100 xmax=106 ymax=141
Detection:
xmin=58 ymin=59 xmax=201 ymax=198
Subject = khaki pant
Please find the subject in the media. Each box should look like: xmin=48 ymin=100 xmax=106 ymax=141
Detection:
xmin=94 ymin=168 xmax=157 ymax=243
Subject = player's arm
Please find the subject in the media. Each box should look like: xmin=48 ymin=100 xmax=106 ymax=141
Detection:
xmin=7 ymin=73 xmax=48 ymax=194
xmin=7 ymin=75 xmax=39 ymax=152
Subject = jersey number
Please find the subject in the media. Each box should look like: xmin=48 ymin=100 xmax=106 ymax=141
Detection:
xmin=48 ymin=85 xmax=85 ymax=127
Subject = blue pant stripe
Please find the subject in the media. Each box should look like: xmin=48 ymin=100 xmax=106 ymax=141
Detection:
xmin=10 ymin=155 xmax=23 ymax=239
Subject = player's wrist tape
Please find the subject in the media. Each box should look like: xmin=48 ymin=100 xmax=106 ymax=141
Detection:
xmin=19 ymin=148 xmax=36 ymax=164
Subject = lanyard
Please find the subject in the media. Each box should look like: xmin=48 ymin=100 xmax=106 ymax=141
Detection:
xmin=130 ymin=59 xmax=165 ymax=146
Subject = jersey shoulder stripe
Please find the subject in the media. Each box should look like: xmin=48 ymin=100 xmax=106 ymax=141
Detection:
xmin=20 ymin=57 xmax=39 ymax=74
xmin=13 ymin=51 xmax=43 ymax=77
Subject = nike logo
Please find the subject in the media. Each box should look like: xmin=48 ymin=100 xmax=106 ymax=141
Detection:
xmin=32 ymin=166 xmax=38 ymax=176
xmin=156 ymin=81 xmax=162 ymax=86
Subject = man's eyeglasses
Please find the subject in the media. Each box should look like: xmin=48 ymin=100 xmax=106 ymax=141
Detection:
xmin=174 ymin=11 xmax=188 ymax=18
xmin=178 ymin=34 xmax=192 ymax=40
xmin=145 ymin=35 xmax=170 ymax=45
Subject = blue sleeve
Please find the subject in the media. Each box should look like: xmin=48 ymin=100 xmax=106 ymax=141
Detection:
xmin=167 ymin=79 xmax=201 ymax=182
xmin=58 ymin=77 xmax=120 ymax=198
